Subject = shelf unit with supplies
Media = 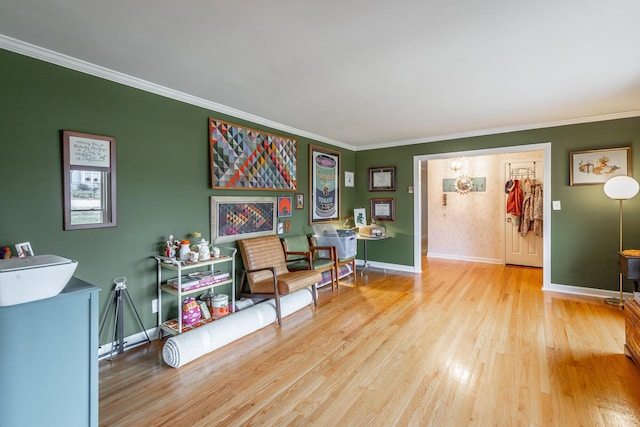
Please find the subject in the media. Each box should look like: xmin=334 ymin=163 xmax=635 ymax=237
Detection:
xmin=153 ymin=245 xmax=236 ymax=336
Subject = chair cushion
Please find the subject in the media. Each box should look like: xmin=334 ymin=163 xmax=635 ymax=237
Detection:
xmin=239 ymin=235 xmax=322 ymax=295
xmin=251 ymin=269 xmax=322 ymax=294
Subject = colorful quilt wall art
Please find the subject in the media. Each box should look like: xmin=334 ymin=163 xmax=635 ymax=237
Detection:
xmin=209 ymin=118 xmax=297 ymax=190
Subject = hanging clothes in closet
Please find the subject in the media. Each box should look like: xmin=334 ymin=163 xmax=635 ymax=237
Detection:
xmin=505 ymin=163 xmax=544 ymax=237
xmin=506 ymin=179 xmax=523 ymax=217
xmin=519 ymin=179 xmax=543 ymax=237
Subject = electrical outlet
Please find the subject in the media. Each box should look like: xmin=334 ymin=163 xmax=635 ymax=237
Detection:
xmin=152 ymin=299 xmax=158 ymax=314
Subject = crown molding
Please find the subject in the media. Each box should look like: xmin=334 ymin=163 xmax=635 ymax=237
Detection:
xmin=3 ymin=34 xmax=640 ymax=153
xmin=0 ymin=34 xmax=354 ymax=151
xmin=355 ymin=110 xmax=640 ymax=151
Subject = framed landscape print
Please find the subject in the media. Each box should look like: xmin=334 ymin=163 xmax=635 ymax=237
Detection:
xmin=309 ymin=145 xmax=340 ymax=224
xmin=570 ymin=147 xmax=631 ymax=185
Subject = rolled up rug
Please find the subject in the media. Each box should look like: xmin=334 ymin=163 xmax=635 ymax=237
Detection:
xmin=163 ymin=287 xmax=313 ymax=368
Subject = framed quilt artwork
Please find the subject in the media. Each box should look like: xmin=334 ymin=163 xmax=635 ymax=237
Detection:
xmin=210 ymin=196 xmax=277 ymax=243
xmin=309 ymin=145 xmax=340 ymax=224
xmin=209 ymin=118 xmax=297 ymax=190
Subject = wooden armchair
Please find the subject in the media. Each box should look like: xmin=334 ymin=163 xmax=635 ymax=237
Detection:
xmin=309 ymin=235 xmax=356 ymax=288
xmin=281 ymin=235 xmax=337 ymax=290
xmin=238 ymin=235 xmax=323 ymax=325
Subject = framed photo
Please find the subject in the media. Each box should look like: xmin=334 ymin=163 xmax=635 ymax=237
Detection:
xmin=295 ymin=193 xmax=304 ymax=210
xmin=210 ymin=196 xmax=277 ymax=243
xmin=15 ymin=242 xmax=34 ymax=258
xmin=309 ymin=145 xmax=340 ymax=224
xmin=369 ymin=166 xmax=396 ymax=191
xmin=354 ymin=208 xmax=367 ymax=227
xmin=370 ymin=198 xmax=395 ymax=221
xmin=344 ymin=171 xmax=355 ymax=187
xmin=209 ymin=118 xmax=297 ymax=190
xmin=277 ymin=196 xmax=293 ymax=217
xmin=570 ymin=147 xmax=631 ymax=185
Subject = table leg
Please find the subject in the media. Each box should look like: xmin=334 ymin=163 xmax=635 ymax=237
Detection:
xmin=360 ymin=239 xmax=370 ymax=276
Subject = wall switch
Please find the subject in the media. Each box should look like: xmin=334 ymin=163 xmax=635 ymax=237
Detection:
xmin=552 ymin=200 xmax=561 ymax=210
xmin=152 ymin=299 xmax=158 ymax=314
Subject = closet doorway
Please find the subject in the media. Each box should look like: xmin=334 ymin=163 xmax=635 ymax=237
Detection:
xmin=503 ymin=160 xmax=543 ymax=267
xmin=412 ymin=142 xmax=551 ymax=289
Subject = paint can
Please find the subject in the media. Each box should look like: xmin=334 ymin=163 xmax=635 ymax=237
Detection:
xmin=314 ymin=154 xmax=337 ymax=218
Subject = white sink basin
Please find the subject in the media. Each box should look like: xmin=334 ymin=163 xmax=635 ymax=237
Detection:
xmin=0 ymin=255 xmax=78 ymax=307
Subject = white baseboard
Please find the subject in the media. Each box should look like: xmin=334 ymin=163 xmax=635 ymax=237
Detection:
xmin=98 ymin=327 xmax=159 ymax=360
xmin=355 ymin=259 xmax=418 ymax=273
xmin=542 ymin=283 xmax=632 ymax=300
xmin=426 ymin=252 xmax=503 ymax=265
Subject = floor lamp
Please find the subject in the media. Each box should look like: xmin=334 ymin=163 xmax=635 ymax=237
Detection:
xmin=604 ymin=175 xmax=640 ymax=307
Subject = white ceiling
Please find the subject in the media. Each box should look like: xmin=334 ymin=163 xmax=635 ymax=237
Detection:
xmin=2 ymin=0 xmax=640 ymax=150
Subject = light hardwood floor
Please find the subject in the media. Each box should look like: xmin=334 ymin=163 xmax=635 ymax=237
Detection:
xmin=99 ymin=259 xmax=640 ymax=426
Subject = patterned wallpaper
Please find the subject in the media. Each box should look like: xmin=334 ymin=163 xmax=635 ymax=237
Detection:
xmin=427 ymin=151 xmax=543 ymax=262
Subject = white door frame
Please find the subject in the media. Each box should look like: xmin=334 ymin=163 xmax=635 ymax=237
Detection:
xmin=412 ymin=142 xmax=552 ymax=289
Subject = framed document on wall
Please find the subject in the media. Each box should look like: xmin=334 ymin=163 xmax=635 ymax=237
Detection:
xmin=368 ymin=166 xmax=396 ymax=191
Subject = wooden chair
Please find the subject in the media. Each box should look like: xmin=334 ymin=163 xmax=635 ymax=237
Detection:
xmin=281 ymin=235 xmax=337 ymax=290
xmin=238 ymin=235 xmax=323 ymax=325
xmin=309 ymin=235 xmax=356 ymax=288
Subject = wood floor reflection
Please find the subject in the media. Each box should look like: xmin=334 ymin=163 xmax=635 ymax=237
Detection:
xmin=99 ymin=259 xmax=640 ymax=426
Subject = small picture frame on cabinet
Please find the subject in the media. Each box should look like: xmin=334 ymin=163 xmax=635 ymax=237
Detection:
xmin=15 ymin=241 xmax=34 ymax=258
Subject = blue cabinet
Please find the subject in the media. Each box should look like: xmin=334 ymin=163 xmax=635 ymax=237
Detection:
xmin=0 ymin=277 xmax=100 ymax=427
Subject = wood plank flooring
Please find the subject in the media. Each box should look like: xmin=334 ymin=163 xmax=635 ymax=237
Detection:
xmin=99 ymin=259 xmax=640 ymax=426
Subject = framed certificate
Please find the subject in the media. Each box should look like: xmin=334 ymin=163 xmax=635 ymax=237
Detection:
xmin=370 ymin=198 xmax=395 ymax=221
xmin=368 ymin=166 xmax=395 ymax=191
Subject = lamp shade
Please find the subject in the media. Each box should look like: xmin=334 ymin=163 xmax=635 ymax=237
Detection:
xmin=603 ymin=175 xmax=640 ymax=200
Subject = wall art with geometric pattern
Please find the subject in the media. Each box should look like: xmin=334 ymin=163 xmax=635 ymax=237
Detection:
xmin=209 ymin=118 xmax=297 ymax=190
xmin=210 ymin=196 xmax=277 ymax=243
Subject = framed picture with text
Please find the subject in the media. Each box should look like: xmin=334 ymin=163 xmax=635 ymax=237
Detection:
xmin=369 ymin=166 xmax=396 ymax=191
xmin=370 ymin=198 xmax=395 ymax=221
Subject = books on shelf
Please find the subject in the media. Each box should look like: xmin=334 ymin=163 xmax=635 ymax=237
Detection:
xmin=167 ymin=270 xmax=230 ymax=291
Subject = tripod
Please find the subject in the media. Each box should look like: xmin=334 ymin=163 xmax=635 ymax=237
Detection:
xmin=99 ymin=277 xmax=151 ymax=360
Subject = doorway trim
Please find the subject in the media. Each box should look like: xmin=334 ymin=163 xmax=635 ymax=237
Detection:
xmin=412 ymin=142 xmax=551 ymax=289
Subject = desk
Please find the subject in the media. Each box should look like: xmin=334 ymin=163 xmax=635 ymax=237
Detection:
xmin=357 ymin=234 xmax=389 ymax=276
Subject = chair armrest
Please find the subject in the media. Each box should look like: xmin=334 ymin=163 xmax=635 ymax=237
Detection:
xmin=245 ymin=266 xmax=277 ymax=276
xmin=283 ymin=250 xmax=313 ymax=267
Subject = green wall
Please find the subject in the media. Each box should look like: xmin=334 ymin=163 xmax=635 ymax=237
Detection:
xmin=355 ymin=119 xmax=640 ymax=290
xmin=0 ymin=49 xmax=354 ymax=341
xmin=2 ymin=47 xmax=640 ymax=343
